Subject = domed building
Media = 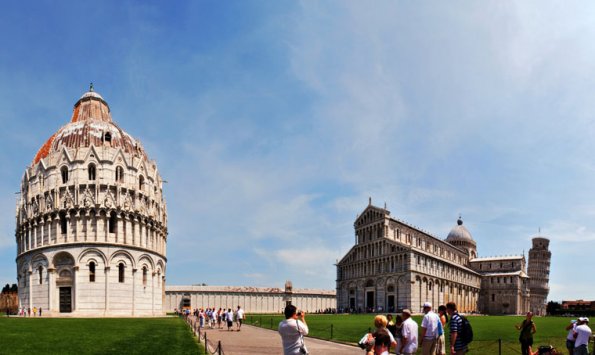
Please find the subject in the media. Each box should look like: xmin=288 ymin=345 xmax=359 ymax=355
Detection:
xmin=15 ymin=87 xmax=167 ymax=316
xmin=336 ymin=200 xmax=551 ymax=315
xmin=445 ymin=217 xmax=477 ymax=259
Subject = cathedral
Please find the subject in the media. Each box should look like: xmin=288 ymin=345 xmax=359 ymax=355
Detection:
xmin=336 ymin=201 xmax=551 ymax=315
xmin=15 ymin=87 xmax=168 ymax=316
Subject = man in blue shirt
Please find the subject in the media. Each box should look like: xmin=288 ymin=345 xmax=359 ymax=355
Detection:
xmin=446 ymin=302 xmax=467 ymax=354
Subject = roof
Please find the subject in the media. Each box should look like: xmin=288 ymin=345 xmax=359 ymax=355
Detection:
xmin=165 ymin=285 xmax=336 ymax=296
xmin=481 ymin=270 xmax=528 ymax=277
xmin=471 ymin=255 xmax=523 ymax=262
xmin=446 ymin=218 xmax=475 ymax=242
xmin=32 ymin=89 xmax=146 ymax=165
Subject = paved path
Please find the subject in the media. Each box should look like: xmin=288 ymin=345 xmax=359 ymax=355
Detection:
xmin=189 ymin=319 xmax=362 ymax=354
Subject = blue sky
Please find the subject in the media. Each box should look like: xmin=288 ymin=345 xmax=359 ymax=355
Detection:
xmin=0 ymin=1 xmax=593 ymax=301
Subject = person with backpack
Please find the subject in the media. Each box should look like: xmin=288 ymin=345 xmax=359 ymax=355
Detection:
xmin=446 ymin=302 xmax=470 ymax=354
xmin=516 ymin=311 xmax=536 ymax=355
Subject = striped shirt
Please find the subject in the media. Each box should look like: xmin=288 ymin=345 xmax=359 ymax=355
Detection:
xmin=450 ymin=312 xmax=467 ymax=351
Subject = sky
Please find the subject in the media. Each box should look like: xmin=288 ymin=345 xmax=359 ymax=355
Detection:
xmin=0 ymin=1 xmax=593 ymax=302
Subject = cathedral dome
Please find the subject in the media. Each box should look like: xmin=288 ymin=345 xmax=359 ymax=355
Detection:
xmin=446 ymin=217 xmax=474 ymax=242
xmin=33 ymin=87 xmax=146 ymax=165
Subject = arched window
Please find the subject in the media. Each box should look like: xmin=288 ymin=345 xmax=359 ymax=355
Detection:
xmin=88 ymin=164 xmax=96 ymax=181
xmin=118 ymin=263 xmax=125 ymax=283
xmin=139 ymin=175 xmax=145 ymax=191
xmin=38 ymin=266 xmax=43 ymax=284
xmin=108 ymin=212 xmax=117 ymax=233
xmin=115 ymin=166 xmax=124 ymax=183
xmin=61 ymin=167 xmax=69 ymax=184
xmin=59 ymin=212 xmax=67 ymax=234
xmin=89 ymin=262 xmax=96 ymax=282
xmin=142 ymin=267 xmax=147 ymax=286
xmin=104 ymin=132 xmax=112 ymax=143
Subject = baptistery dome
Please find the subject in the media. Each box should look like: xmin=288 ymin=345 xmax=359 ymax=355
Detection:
xmin=16 ymin=87 xmax=167 ymax=316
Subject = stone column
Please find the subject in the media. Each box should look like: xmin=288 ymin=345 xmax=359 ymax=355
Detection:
xmin=28 ymin=270 xmax=33 ymax=309
xmin=65 ymin=214 xmax=71 ymax=243
xmin=47 ymin=268 xmax=55 ymax=315
xmin=104 ymin=212 xmax=109 ymax=242
xmin=73 ymin=266 xmax=78 ymax=312
xmin=132 ymin=268 xmax=137 ymax=316
xmin=104 ymin=266 xmax=110 ymax=316
xmin=33 ymin=221 xmax=38 ymax=249
xmin=152 ymin=272 xmax=156 ymax=316
xmin=40 ymin=219 xmax=45 ymax=246
xmin=74 ymin=211 xmax=81 ymax=242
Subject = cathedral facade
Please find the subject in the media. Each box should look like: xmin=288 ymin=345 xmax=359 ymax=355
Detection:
xmin=336 ymin=201 xmax=551 ymax=315
xmin=15 ymin=88 xmax=168 ymax=316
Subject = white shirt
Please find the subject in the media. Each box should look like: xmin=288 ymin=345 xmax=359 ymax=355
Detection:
xmin=567 ymin=323 xmax=577 ymax=341
xmin=401 ymin=317 xmax=419 ymax=353
xmin=278 ymin=318 xmax=309 ymax=355
xmin=575 ymin=324 xmax=592 ymax=347
xmin=226 ymin=311 xmax=233 ymax=321
xmin=237 ymin=308 xmax=245 ymax=320
xmin=421 ymin=311 xmax=441 ymax=338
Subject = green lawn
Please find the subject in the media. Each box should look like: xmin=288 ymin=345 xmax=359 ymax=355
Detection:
xmin=247 ymin=314 xmax=581 ymax=354
xmin=0 ymin=317 xmax=202 ymax=354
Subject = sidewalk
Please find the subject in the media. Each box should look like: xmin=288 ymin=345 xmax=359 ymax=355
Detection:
xmin=191 ymin=321 xmax=362 ymax=354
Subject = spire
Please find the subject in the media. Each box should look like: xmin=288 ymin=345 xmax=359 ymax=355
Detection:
xmin=368 ymin=197 xmax=372 ymax=206
xmin=89 ymin=82 xmax=94 ymax=92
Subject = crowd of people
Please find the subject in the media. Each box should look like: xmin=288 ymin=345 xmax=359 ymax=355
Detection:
xmin=357 ymin=301 xmax=472 ymax=355
xmin=16 ymin=306 xmax=42 ymax=317
xmin=176 ymin=305 xmax=245 ymax=331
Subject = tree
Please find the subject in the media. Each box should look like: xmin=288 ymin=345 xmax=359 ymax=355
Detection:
xmin=10 ymin=284 xmax=18 ymax=292
xmin=1 ymin=284 xmax=9 ymax=293
xmin=546 ymin=301 xmax=561 ymax=315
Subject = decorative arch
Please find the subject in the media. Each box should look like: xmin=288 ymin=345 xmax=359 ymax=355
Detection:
xmin=156 ymin=259 xmax=166 ymax=274
xmin=137 ymin=254 xmax=155 ymax=271
xmin=52 ymin=251 xmax=75 ymax=268
xmin=31 ymin=253 xmax=49 ymax=269
xmin=78 ymin=248 xmax=108 ymax=267
xmin=109 ymin=250 xmax=135 ymax=268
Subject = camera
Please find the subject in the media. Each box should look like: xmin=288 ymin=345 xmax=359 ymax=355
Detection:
xmin=297 ymin=310 xmax=302 ymax=316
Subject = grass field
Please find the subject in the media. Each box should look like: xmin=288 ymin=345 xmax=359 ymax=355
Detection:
xmin=246 ymin=314 xmax=589 ymax=354
xmin=0 ymin=317 xmax=201 ymax=354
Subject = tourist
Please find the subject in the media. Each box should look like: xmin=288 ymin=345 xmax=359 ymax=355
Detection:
xmin=39 ymin=307 xmax=42 ymax=317
xmin=399 ymin=309 xmax=418 ymax=355
xmin=198 ymin=308 xmax=205 ymax=328
xmin=394 ymin=314 xmax=404 ymax=354
xmin=574 ymin=317 xmax=591 ymax=355
xmin=373 ymin=314 xmax=397 ymax=355
xmin=217 ymin=308 xmax=223 ymax=329
xmin=516 ymin=311 xmax=536 ymax=355
xmin=446 ymin=302 xmax=467 ymax=355
xmin=386 ymin=314 xmax=397 ymax=337
xmin=437 ymin=305 xmax=448 ymax=355
xmin=565 ymin=319 xmax=577 ymax=355
xmin=236 ymin=305 xmax=245 ymax=331
xmin=33 ymin=306 xmax=37 ymax=317
xmin=226 ymin=308 xmax=234 ymax=331
xmin=421 ymin=302 xmax=441 ymax=355
xmin=278 ymin=304 xmax=309 ymax=355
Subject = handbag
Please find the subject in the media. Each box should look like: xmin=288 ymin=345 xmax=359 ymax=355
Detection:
xmin=296 ymin=319 xmax=309 ymax=354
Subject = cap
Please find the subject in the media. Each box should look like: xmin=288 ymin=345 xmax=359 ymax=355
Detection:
xmin=583 ymin=317 xmax=590 ymax=323
xmin=423 ymin=302 xmax=432 ymax=308
xmin=402 ymin=309 xmax=412 ymax=315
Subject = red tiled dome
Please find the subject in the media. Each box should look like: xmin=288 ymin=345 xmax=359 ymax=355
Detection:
xmin=33 ymin=90 xmax=146 ymax=164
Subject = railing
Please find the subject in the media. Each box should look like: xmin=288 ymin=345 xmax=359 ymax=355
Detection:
xmin=180 ymin=313 xmax=225 ymax=355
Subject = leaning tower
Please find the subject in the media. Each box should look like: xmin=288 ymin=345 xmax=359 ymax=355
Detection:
xmin=15 ymin=87 xmax=168 ymax=316
xmin=527 ymin=237 xmax=551 ymax=315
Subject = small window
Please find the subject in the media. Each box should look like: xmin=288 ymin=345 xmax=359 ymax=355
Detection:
xmin=104 ymin=132 xmax=112 ymax=143
xmin=88 ymin=164 xmax=96 ymax=181
xmin=142 ymin=267 xmax=147 ymax=286
xmin=115 ymin=166 xmax=124 ymax=182
xmin=118 ymin=263 xmax=125 ymax=283
xmin=492 ymin=294 xmax=495 ymax=302
xmin=89 ymin=262 xmax=96 ymax=282
xmin=108 ymin=212 xmax=117 ymax=233
xmin=38 ymin=266 xmax=43 ymax=284
xmin=139 ymin=175 xmax=145 ymax=191
xmin=61 ymin=167 xmax=69 ymax=184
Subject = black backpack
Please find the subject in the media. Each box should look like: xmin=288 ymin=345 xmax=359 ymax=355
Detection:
xmin=459 ymin=315 xmax=473 ymax=344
